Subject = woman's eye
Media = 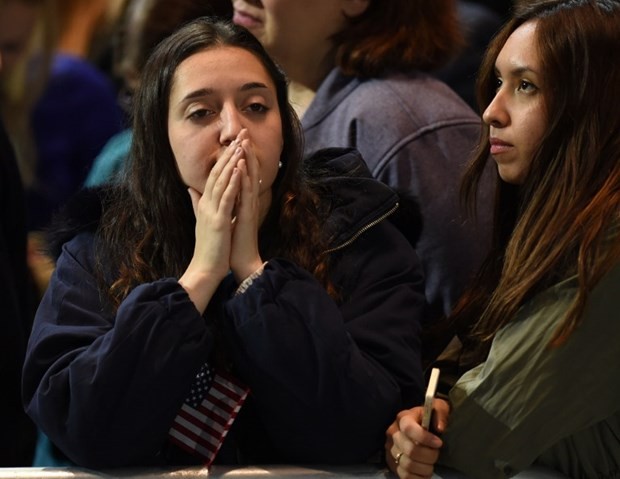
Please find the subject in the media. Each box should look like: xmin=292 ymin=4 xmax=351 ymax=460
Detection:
xmin=518 ymin=80 xmax=537 ymax=93
xmin=246 ymin=103 xmax=268 ymax=113
xmin=494 ymin=78 xmax=503 ymax=91
xmin=188 ymin=109 xmax=210 ymax=120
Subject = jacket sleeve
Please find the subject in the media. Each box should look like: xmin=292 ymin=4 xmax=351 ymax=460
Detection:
xmin=439 ymin=264 xmax=620 ymax=478
xmin=22 ymin=233 xmax=213 ymax=468
xmin=222 ymin=220 xmax=425 ymax=463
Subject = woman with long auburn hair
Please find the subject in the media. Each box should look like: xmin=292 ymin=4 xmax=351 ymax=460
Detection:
xmin=386 ymin=1 xmax=620 ymax=477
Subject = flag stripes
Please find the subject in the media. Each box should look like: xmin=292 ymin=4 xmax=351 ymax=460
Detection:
xmin=168 ymin=367 xmax=249 ymax=466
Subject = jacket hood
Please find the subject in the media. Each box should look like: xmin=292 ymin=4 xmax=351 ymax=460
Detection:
xmin=306 ymin=147 xmax=422 ymax=250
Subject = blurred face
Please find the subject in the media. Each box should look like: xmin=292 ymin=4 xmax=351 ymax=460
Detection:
xmin=483 ymin=20 xmax=547 ymax=185
xmin=116 ymin=1 xmax=148 ymax=94
xmin=232 ymin=0 xmax=368 ymax=75
xmin=0 ymin=1 xmax=37 ymax=76
xmin=168 ymin=46 xmax=283 ymax=201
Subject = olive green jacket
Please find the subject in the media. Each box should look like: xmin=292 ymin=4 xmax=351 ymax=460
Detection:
xmin=440 ymin=263 xmax=620 ymax=478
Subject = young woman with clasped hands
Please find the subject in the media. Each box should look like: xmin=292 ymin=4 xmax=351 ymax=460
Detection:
xmin=386 ymin=1 xmax=620 ymax=478
xmin=22 ymin=18 xmax=426 ymax=468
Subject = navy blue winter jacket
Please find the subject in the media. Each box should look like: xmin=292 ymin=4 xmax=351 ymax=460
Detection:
xmin=23 ymin=148 xmax=425 ymax=468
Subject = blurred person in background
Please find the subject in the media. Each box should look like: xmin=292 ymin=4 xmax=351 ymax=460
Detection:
xmin=470 ymin=0 xmax=513 ymax=19
xmin=232 ymin=0 xmax=496 ymax=355
xmin=1 ymin=0 xmax=124 ymax=298
xmin=54 ymin=0 xmax=126 ymax=74
xmin=0 ymin=44 xmax=37 ymax=467
xmin=26 ymin=0 xmax=124 ymax=233
xmin=435 ymin=1 xmax=504 ymax=111
xmin=85 ymin=0 xmax=233 ymax=187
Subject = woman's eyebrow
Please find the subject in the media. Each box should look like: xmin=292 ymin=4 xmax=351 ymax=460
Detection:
xmin=179 ymin=88 xmax=214 ymax=105
xmin=239 ymin=81 xmax=269 ymax=92
xmin=178 ymin=82 xmax=270 ymax=105
xmin=495 ymin=64 xmax=539 ymax=77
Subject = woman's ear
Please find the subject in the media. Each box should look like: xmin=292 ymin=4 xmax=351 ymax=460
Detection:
xmin=341 ymin=0 xmax=370 ymax=18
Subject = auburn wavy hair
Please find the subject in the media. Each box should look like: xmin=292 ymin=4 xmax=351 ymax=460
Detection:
xmin=333 ymin=0 xmax=463 ymax=77
xmin=452 ymin=0 xmax=620 ymax=350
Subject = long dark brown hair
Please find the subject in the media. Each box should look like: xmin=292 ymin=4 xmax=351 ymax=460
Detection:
xmin=453 ymin=0 xmax=620 ymax=350
xmin=333 ymin=0 xmax=463 ymax=77
xmin=96 ymin=18 xmax=333 ymax=309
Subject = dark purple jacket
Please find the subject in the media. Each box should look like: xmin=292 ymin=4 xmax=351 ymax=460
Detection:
xmin=23 ymin=148 xmax=425 ymax=468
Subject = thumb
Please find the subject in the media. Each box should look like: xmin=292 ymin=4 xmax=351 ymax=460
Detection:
xmin=187 ymin=187 xmax=201 ymax=217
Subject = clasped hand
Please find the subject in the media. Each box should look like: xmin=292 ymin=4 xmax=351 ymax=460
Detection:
xmin=180 ymin=129 xmax=263 ymax=313
xmin=385 ymin=398 xmax=450 ymax=479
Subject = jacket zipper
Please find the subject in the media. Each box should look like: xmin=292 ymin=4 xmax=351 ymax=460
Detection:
xmin=323 ymin=202 xmax=399 ymax=255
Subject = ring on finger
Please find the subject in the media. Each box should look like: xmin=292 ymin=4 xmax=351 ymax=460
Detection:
xmin=394 ymin=451 xmax=404 ymax=465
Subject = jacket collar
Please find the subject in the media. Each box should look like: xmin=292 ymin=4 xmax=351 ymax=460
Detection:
xmin=304 ymin=147 xmax=400 ymax=250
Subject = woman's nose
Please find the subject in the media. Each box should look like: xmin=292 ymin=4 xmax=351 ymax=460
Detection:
xmin=219 ymin=106 xmax=243 ymax=146
xmin=483 ymin=91 xmax=509 ymax=128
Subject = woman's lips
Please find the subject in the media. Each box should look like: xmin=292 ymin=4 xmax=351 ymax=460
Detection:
xmin=489 ymin=137 xmax=513 ymax=155
xmin=233 ymin=9 xmax=262 ymax=29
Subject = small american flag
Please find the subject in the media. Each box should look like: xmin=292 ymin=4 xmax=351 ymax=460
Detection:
xmin=168 ymin=363 xmax=249 ymax=466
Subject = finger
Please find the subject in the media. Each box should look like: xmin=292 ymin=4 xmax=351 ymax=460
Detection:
xmin=210 ymin=146 xmax=244 ymax=204
xmin=392 ymin=429 xmax=422 ymax=461
xmin=239 ymin=137 xmax=260 ymax=190
xmin=220 ymin=167 xmax=242 ymax=214
xmin=388 ymin=449 xmax=436 ymax=479
xmin=236 ymin=158 xmax=249 ymax=183
xmin=387 ymin=409 xmax=443 ymax=479
xmin=207 ymin=139 xmax=237 ymax=184
xmin=388 ymin=415 xmax=414 ymax=461
xmin=399 ymin=413 xmax=443 ymax=449
xmin=397 ymin=455 xmax=437 ymax=479
xmin=391 ymin=438 xmax=440 ymax=478
xmin=187 ymin=187 xmax=202 ymax=218
xmin=397 ymin=407 xmax=423 ymax=423
xmin=205 ymin=139 xmax=241 ymax=197
xmin=235 ymin=127 xmax=249 ymax=145
xmin=384 ymin=439 xmax=399 ymax=475
xmin=235 ymin=158 xmax=256 ymax=220
xmin=386 ymin=420 xmax=399 ymax=439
